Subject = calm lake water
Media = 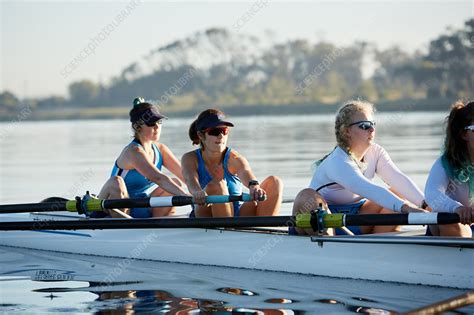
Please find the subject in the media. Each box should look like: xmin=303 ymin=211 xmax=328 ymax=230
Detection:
xmin=1 ymin=112 xmax=472 ymax=314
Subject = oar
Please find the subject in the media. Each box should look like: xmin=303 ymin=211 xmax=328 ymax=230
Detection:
xmin=0 ymin=212 xmax=462 ymax=231
xmin=0 ymin=193 xmax=259 ymax=214
xmin=42 ymin=197 xmax=133 ymax=218
xmin=403 ymin=291 xmax=474 ymax=314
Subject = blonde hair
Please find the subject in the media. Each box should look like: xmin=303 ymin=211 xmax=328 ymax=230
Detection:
xmin=335 ymin=100 xmax=375 ymax=153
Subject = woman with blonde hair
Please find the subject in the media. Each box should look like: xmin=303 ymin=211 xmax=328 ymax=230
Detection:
xmin=291 ymin=100 xmax=428 ymax=235
xmin=181 ymin=109 xmax=283 ymax=217
xmin=425 ymin=100 xmax=474 ymax=237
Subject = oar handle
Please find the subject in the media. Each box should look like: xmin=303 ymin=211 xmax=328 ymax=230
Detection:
xmin=205 ymin=193 xmax=262 ymax=204
xmin=148 ymin=194 xmax=257 ymax=207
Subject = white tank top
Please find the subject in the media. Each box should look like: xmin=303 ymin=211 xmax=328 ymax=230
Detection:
xmin=309 ymin=144 xmax=424 ymax=212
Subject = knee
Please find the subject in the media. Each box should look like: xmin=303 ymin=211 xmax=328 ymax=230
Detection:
xmin=110 ymin=176 xmax=127 ymax=195
xmin=293 ymin=188 xmax=326 ymax=214
xmin=264 ymin=175 xmax=283 ymax=191
xmin=205 ymin=180 xmax=228 ymax=195
xmin=111 ymin=175 xmax=125 ymax=187
xmin=439 ymin=223 xmax=472 ymax=237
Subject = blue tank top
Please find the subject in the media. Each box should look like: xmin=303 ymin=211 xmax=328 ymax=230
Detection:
xmin=111 ymin=139 xmax=163 ymax=197
xmin=195 ymin=148 xmax=243 ymax=216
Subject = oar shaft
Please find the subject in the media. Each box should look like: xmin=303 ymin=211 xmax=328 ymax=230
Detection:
xmin=0 ymin=201 xmax=69 ymax=213
xmin=101 ymin=195 xmax=252 ymax=209
xmin=0 ymin=213 xmax=463 ymax=231
xmin=343 ymin=213 xmax=460 ymax=227
xmin=0 ymin=216 xmax=294 ymax=231
xmin=0 ymin=194 xmax=256 ymax=214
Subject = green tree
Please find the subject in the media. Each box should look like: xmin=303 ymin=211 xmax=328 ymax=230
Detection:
xmin=68 ymin=80 xmax=100 ymax=106
xmin=0 ymin=91 xmax=20 ymax=111
xmin=36 ymin=96 xmax=67 ymax=109
xmin=424 ymin=19 xmax=473 ymax=98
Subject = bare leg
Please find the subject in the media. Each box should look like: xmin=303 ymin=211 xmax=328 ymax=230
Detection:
xmin=358 ymin=200 xmax=400 ymax=234
xmin=358 ymin=186 xmax=408 ymax=234
xmin=150 ymin=178 xmax=182 ymax=217
xmin=438 ymin=223 xmax=473 ymax=237
xmin=291 ymin=188 xmax=332 ymax=236
xmin=240 ymin=176 xmax=283 ymax=216
xmin=194 ymin=180 xmax=233 ymax=217
xmin=98 ymin=176 xmax=130 ymax=218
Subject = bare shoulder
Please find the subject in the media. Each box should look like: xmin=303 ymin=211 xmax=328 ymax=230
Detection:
xmin=229 ymin=148 xmax=243 ymax=160
xmin=118 ymin=142 xmax=144 ymax=168
xmin=126 ymin=142 xmax=145 ymax=155
xmin=228 ymin=149 xmax=247 ymax=169
xmin=181 ymin=150 xmax=198 ymax=165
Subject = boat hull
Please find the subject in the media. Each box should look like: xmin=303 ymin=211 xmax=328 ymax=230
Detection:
xmin=0 ymin=213 xmax=473 ymax=289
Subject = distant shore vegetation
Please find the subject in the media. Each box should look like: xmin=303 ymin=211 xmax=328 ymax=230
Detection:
xmin=1 ymin=19 xmax=472 ymax=121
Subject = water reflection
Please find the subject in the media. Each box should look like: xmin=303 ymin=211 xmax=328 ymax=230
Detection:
xmin=346 ymin=306 xmax=397 ymax=314
xmin=264 ymin=298 xmax=297 ymax=304
xmin=217 ymin=287 xmax=258 ymax=296
xmin=87 ymin=289 xmax=299 ymax=314
xmin=91 ymin=289 xmax=225 ymax=314
xmin=314 ymin=298 xmax=344 ymax=305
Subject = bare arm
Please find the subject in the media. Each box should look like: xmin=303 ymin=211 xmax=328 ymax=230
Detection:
xmin=181 ymin=151 xmax=206 ymax=204
xmin=157 ymin=143 xmax=185 ymax=182
xmin=229 ymin=150 xmax=265 ymax=201
xmin=128 ymin=145 xmax=188 ymax=196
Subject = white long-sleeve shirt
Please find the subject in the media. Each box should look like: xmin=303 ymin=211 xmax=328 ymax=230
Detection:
xmin=425 ymin=157 xmax=472 ymax=213
xmin=309 ymin=144 xmax=424 ymax=212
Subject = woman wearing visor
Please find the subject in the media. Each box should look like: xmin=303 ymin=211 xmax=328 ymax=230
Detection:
xmin=96 ymin=97 xmax=188 ymax=218
xmin=291 ymin=100 xmax=428 ymax=236
xmin=181 ymin=109 xmax=283 ymax=217
xmin=425 ymin=100 xmax=474 ymax=237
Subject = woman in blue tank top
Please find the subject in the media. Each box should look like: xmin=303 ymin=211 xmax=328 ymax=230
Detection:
xmin=181 ymin=109 xmax=283 ymax=217
xmin=96 ymin=97 xmax=189 ymax=218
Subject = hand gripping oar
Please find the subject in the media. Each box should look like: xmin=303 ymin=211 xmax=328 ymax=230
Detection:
xmin=0 ymin=192 xmax=263 ymax=215
xmin=0 ymin=209 xmax=463 ymax=231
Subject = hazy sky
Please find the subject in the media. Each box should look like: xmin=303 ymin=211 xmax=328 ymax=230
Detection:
xmin=1 ymin=0 xmax=472 ymax=98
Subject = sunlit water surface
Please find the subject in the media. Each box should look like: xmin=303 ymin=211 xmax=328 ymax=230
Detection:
xmin=1 ymin=112 xmax=472 ymax=314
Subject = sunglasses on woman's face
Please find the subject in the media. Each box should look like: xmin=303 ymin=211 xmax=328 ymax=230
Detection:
xmin=204 ymin=127 xmax=229 ymax=136
xmin=145 ymin=120 xmax=163 ymax=127
xmin=465 ymin=125 xmax=474 ymax=132
xmin=349 ymin=120 xmax=376 ymax=130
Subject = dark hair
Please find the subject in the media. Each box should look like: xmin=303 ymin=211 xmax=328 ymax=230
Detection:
xmin=189 ymin=109 xmax=226 ymax=146
xmin=129 ymin=102 xmax=154 ymax=136
xmin=444 ymin=100 xmax=474 ymax=170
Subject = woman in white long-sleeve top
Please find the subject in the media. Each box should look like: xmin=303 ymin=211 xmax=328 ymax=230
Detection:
xmin=425 ymin=100 xmax=474 ymax=237
xmin=291 ymin=100 xmax=428 ymax=236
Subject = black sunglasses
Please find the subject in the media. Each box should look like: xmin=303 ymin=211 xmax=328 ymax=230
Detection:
xmin=349 ymin=120 xmax=376 ymax=130
xmin=145 ymin=120 xmax=163 ymax=127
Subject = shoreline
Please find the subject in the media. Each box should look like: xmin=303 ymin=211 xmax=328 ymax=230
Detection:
xmin=0 ymin=98 xmax=453 ymax=122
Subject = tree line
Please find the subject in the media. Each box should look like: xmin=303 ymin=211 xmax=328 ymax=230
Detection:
xmin=1 ymin=19 xmax=472 ymax=114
